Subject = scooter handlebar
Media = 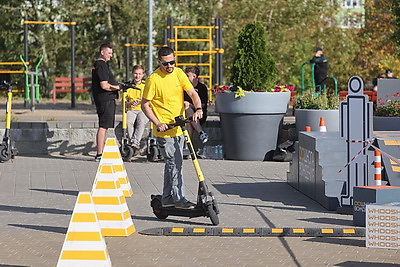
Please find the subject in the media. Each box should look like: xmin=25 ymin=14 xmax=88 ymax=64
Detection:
xmin=117 ymin=81 xmax=141 ymax=91
xmin=167 ymin=115 xmax=193 ymax=129
xmin=0 ymin=80 xmax=17 ymax=90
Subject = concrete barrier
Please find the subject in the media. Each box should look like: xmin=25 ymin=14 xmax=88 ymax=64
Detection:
xmin=0 ymin=119 xmax=223 ymax=156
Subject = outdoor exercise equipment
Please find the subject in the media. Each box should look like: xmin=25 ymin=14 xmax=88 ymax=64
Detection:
xmin=124 ymin=18 xmax=224 ymax=101
xmin=20 ymin=55 xmax=44 ymax=111
xmin=23 ymin=19 xmax=77 ymax=108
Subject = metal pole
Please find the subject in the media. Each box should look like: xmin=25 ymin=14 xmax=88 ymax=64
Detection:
xmin=148 ymin=0 xmax=153 ymax=75
xmin=167 ymin=17 xmax=174 ymax=49
xmin=215 ymin=18 xmax=223 ymax=86
xmin=71 ymin=18 xmax=76 ymax=108
xmin=125 ymin=36 xmax=130 ymax=81
xmin=24 ymin=16 xmax=29 ymax=106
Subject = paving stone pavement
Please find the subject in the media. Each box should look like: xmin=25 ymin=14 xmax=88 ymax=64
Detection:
xmin=0 ymin=154 xmax=399 ymax=266
xmin=0 ymin=100 xmax=399 ymax=266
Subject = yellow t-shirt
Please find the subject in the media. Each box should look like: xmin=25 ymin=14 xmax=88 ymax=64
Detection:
xmin=143 ymin=67 xmax=193 ymax=138
xmin=126 ymin=81 xmax=145 ymax=111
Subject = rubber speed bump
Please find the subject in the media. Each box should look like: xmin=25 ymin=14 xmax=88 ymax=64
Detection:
xmin=140 ymin=227 xmax=365 ymax=237
xmin=99 ymin=138 xmax=133 ymax=197
xmin=91 ymin=164 xmax=135 ymax=237
xmin=57 ymin=192 xmax=112 ymax=267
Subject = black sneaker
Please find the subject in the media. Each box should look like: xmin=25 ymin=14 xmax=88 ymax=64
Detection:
xmin=175 ymin=200 xmax=196 ymax=209
xmin=161 ymin=198 xmax=175 ymax=207
xmin=95 ymin=153 xmax=102 ymax=162
xmin=199 ymin=131 xmax=208 ymax=144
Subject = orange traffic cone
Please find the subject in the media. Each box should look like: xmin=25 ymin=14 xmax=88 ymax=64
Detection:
xmin=305 ymin=126 xmax=311 ymax=132
xmin=319 ymin=117 xmax=327 ymax=132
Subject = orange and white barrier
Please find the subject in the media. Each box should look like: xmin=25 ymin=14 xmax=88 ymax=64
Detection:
xmin=57 ymin=192 xmax=112 ymax=267
xmin=99 ymin=138 xmax=133 ymax=197
xmin=374 ymin=149 xmax=382 ymax=185
xmin=92 ymin=163 xmax=135 ymax=237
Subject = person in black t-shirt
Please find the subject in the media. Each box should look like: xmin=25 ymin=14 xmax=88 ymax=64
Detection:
xmin=91 ymin=43 xmax=121 ymax=161
xmin=184 ymin=66 xmax=208 ymax=144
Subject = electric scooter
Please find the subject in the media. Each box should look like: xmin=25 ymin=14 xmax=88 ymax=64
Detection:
xmin=117 ymin=81 xmax=141 ymax=162
xmin=0 ymin=81 xmax=18 ymax=162
xmin=150 ymin=115 xmax=220 ymax=225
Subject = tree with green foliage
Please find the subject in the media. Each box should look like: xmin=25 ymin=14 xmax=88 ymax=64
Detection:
xmin=230 ymin=21 xmax=277 ymax=91
xmin=0 ymin=0 xmax=399 ymax=99
xmin=354 ymin=0 xmax=400 ymax=86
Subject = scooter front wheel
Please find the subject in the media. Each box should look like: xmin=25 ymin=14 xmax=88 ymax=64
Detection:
xmin=147 ymin=146 xmax=159 ymax=162
xmin=121 ymin=146 xmax=134 ymax=162
xmin=0 ymin=144 xmax=11 ymax=162
xmin=207 ymin=203 xmax=219 ymax=226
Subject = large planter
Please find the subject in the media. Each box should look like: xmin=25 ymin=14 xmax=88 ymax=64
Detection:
xmin=373 ymin=116 xmax=400 ymax=131
xmin=295 ymin=109 xmax=339 ymax=135
xmin=215 ymin=91 xmax=290 ymax=161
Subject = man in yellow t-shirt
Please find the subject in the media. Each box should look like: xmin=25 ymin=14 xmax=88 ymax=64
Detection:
xmin=142 ymin=47 xmax=203 ymax=210
xmin=126 ymin=65 xmax=149 ymax=153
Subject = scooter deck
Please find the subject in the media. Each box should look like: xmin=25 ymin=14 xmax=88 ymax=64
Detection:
xmin=151 ymin=194 xmax=207 ymax=218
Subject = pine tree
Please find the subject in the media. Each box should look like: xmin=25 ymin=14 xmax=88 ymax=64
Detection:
xmin=230 ymin=21 xmax=277 ymax=91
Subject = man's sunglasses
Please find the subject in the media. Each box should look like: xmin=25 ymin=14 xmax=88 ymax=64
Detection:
xmin=161 ymin=60 xmax=176 ymax=66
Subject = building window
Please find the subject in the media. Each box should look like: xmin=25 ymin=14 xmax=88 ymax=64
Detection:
xmin=343 ymin=0 xmax=362 ymax=8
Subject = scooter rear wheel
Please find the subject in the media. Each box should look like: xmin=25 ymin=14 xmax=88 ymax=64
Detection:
xmin=0 ymin=144 xmax=11 ymax=162
xmin=151 ymin=196 xmax=168 ymax=219
xmin=207 ymin=203 xmax=219 ymax=226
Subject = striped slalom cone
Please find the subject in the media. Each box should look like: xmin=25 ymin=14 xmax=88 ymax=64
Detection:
xmin=99 ymin=138 xmax=133 ymax=197
xmin=319 ymin=117 xmax=327 ymax=132
xmin=92 ymin=163 xmax=135 ymax=237
xmin=57 ymin=192 xmax=112 ymax=267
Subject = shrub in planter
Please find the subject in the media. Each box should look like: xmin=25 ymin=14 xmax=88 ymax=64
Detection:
xmin=215 ymin=21 xmax=291 ymax=161
xmin=294 ymin=93 xmax=340 ymax=134
xmin=230 ymin=21 xmax=278 ymax=92
xmin=294 ymin=92 xmax=340 ymax=110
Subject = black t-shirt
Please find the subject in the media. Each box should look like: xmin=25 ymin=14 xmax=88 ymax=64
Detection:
xmin=184 ymin=82 xmax=208 ymax=112
xmin=184 ymin=82 xmax=208 ymax=124
xmin=91 ymin=60 xmax=118 ymax=102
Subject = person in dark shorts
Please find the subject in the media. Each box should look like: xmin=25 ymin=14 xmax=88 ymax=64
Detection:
xmin=91 ymin=43 xmax=121 ymax=161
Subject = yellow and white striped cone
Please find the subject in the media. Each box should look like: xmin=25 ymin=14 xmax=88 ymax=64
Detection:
xmin=57 ymin=192 xmax=112 ymax=267
xmin=99 ymin=138 xmax=133 ymax=197
xmin=91 ymin=163 xmax=135 ymax=237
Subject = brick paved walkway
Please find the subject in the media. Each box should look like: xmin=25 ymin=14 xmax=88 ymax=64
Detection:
xmin=0 ymin=154 xmax=399 ymax=266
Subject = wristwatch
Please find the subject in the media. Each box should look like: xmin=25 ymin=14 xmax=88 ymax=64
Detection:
xmin=195 ymin=107 xmax=202 ymax=111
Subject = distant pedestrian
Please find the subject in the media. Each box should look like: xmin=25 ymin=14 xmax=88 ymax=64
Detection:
xmin=385 ymin=69 xmax=397 ymax=79
xmin=310 ymin=47 xmax=328 ymax=92
xmin=372 ymin=72 xmax=386 ymax=92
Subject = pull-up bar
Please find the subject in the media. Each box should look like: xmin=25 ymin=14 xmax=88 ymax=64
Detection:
xmin=24 ymin=18 xmax=76 ymax=108
xmin=124 ymin=43 xmax=164 ymax=47
xmin=24 ymin=21 xmax=76 ymax=26
xmin=0 ymin=62 xmax=29 ymax=65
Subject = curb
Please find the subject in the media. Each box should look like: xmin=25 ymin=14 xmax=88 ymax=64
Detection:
xmin=139 ymin=227 xmax=365 ymax=237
